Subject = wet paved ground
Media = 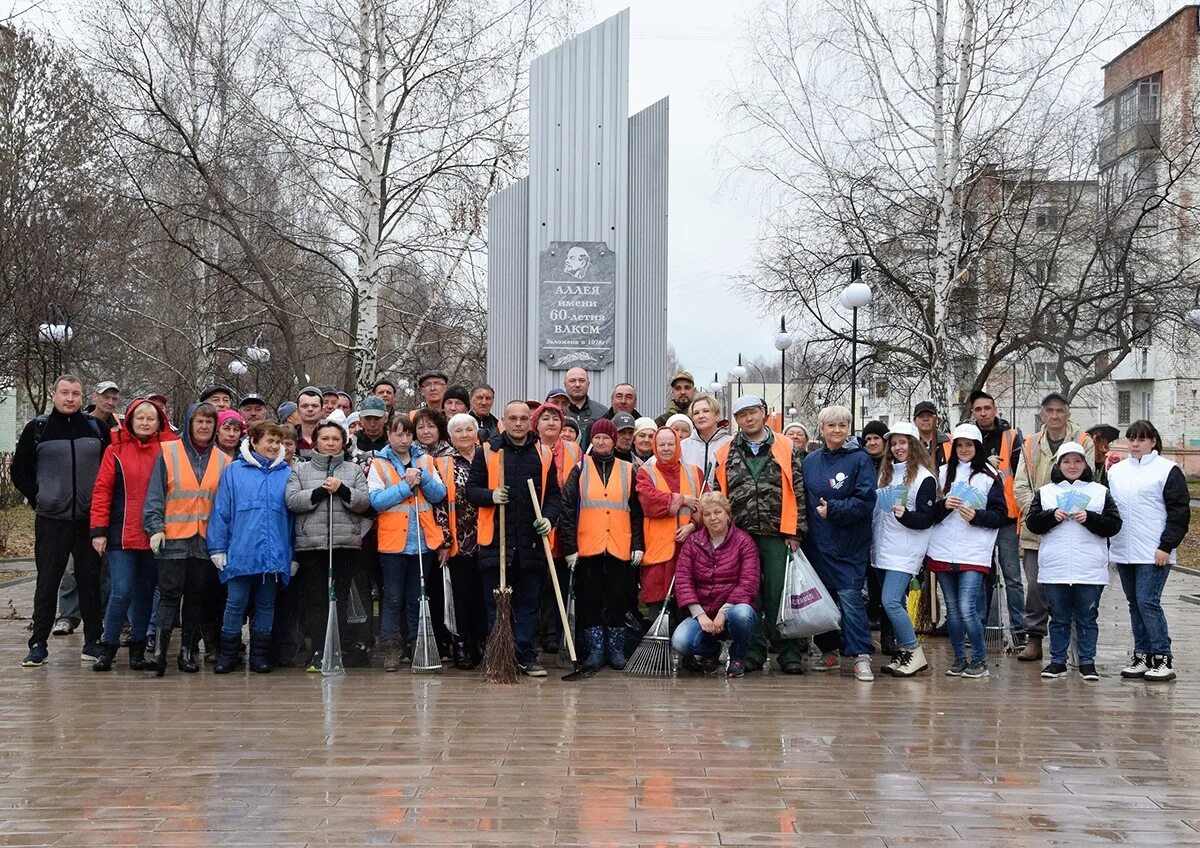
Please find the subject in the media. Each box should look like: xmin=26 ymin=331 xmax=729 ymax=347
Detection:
xmin=1 ymin=568 xmax=1199 ymax=847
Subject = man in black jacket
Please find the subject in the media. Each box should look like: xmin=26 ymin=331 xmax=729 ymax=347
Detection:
xmin=12 ymin=376 xmax=110 ymax=666
xmin=466 ymin=401 xmax=562 ymax=676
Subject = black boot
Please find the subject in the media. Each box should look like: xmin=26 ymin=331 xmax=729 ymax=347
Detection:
xmin=153 ymin=628 xmax=172 ymax=677
xmin=177 ymin=629 xmax=198 ymax=673
xmin=213 ymin=634 xmax=241 ymax=674
xmin=128 ymin=641 xmax=151 ymax=671
xmin=201 ymin=627 xmax=218 ymax=664
xmin=91 ymin=642 xmax=119 ymax=672
xmin=582 ymin=627 xmax=606 ymax=671
xmin=249 ymin=632 xmax=272 ymax=674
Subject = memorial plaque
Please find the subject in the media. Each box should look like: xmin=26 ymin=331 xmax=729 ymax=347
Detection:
xmin=538 ymin=241 xmax=616 ymax=370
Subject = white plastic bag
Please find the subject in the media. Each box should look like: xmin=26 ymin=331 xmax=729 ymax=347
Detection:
xmin=443 ymin=567 xmax=458 ymax=637
xmin=776 ymin=547 xmax=841 ymax=639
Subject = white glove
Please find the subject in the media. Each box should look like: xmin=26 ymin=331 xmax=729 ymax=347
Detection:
xmin=210 ymin=552 xmax=227 ymax=571
xmin=565 ymin=553 xmax=579 ymax=569
xmin=631 ymin=550 xmax=644 ymax=567
xmin=149 ymin=532 xmax=166 ymax=554
xmin=492 ymin=486 xmax=509 ymax=504
xmin=290 ymin=561 xmax=299 ymax=577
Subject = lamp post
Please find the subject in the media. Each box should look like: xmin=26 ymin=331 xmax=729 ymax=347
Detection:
xmin=731 ymin=354 xmax=747 ymax=398
xmin=710 ymin=372 xmax=723 ymax=397
xmin=774 ymin=318 xmax=793 ymax=420
xmin=37 ymin=323 xmax=74 ymax=377
xmin=839 ymin=258 xmax=873 ymax=430
xmin=245 ymin=344 xmax=271 ymax=393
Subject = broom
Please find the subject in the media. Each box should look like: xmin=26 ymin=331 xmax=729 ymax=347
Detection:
xmin=558 ymin=562 xmax=577 ymax=669
xmin=320 ymin=498 xmax=346 ymax=676
xmin=411 ymin=503 xmax=442 ymax=673
xmin=624 ymin=574 xmax=675 ymax=677
xmin=527 ymin=479 xmax=593 ymax=681
xmin=482 ymin=451 xmax=519 ymax=684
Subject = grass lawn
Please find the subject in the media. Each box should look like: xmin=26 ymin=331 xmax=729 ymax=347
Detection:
xmin=1188 ymin=478 xmax=1200 ymax=500
xmin=0 ymin=505 xmax=35 ymax=559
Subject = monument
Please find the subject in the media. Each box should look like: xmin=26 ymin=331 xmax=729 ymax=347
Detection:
xmin=486 ymin=9 xmax=669 ymax=404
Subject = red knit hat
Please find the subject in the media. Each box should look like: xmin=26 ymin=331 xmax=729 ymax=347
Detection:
xmin=590 ymin=418 xmax=617 ymax=441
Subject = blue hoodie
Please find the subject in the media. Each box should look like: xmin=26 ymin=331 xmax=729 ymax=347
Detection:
xmin=206 ymin=440 xmax=294 ymax=584
xmin=367 ymin=443 xmax=447 ymax=555
xmin=801 ymin=437 xmax=877 ymax=590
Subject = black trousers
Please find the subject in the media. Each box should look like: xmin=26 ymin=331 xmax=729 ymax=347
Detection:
xmin=271 ymin=567 xmax=305 ymax=665
xmin=299 ymin=548 xmax=356 ymax=656
xmin=447 ymin=552 xmax=488 ymax=648
xmin=575 ymin=554 xmax=632 ymax=630
xmin=348 ymin=529 xmax=381 ymax=648
xmin=156 ymin=556 xmax=221 ymax=638
xmin=30 ymin=517 xmax=103 ymax=647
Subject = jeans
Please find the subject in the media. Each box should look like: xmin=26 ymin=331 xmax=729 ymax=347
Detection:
xmin=992 ymin=523 xmax=1025 ymax=633
xmin=102 ymin=549 xmax=157 ymax=645
xmin=1115 ymin=562 xmax=1172 ymax=656
xmin=1021 ymin=549 xmax=1049 ymax=637
xmin=30 ymin=517 xmax=103 ymax=647
xmin=879 ymin=569 xmax=919 ymax=650
xmin=481 ymin=567 xmax=543 ymax=665
xmin=222 ymin=575 xmax=280 ymax=636
xmin=936 ymin=567 xmax=987 ymax=662
xmin=671 ymin=604 xmax=759 ymax=662
xmin=379 ymin=553 xmax=422 ymax=643
xmin=1042 ymin=583 xmax=1103 ymax=664
xmin=813 ymin=584 xmax=874 ymax=657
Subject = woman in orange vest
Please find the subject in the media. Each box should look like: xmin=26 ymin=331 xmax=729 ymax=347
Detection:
xmin=439 ymin=413 xmax=490 ymax=669
xmin=366 ymin=413 xmax=449 ymax=672
xmin=142 ymin=402 xmax=230 ymax=676
xmin=635 ymin=427 xmax=702 ymax=611
xmin=557 ymin=418 xmax=645 ymax=671
xmin=532 ymin=402 xmax=581 ymax=654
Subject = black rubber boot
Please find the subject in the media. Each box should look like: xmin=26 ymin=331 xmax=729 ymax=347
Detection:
xmin=128 ymin=641 xmax=151 ymax=671
xmin=248 ymin=632 xmax=272 ymax=674
xmin=91 ymin=642 xmax=119 ymax=672
xmin=201 ymin=627 xmax=218 ymax=664
xmin=153 ymin=627 xmax=172 ymax=677
xmin=213 ymin=634 xmax=241 ymax=674
xmin=176 ymin=628 xmax=198 ymax=673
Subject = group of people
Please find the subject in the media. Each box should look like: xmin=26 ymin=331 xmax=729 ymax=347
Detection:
xmin=11 ymin=367 xmax=1189 ymax=683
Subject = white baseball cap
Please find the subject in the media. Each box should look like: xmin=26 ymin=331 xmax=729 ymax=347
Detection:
xmin=884 ymin=421 xmax=921 ymax=441
xmin=732 ymin=395 xmax=765 ymax=416
xmin=1054 ymin=441 xmax=1087 ymax=463
xmin=951 ymin=423 xmax=983 ymax=443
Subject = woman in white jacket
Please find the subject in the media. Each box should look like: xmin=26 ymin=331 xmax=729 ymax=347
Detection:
xmin=871 ymin=422 xmax=939 ymax=677
xmin=1024 ymin=442 xmax=1122 ymax=682
xmin=926 ymin=423 xmax=1009 ymax=679
xmin=1107 ymin=420 xmax=1191 ymax=682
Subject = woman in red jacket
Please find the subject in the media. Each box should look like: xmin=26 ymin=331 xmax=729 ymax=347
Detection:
xmin=90 ymin=398 xmax=178 ymax=671
xmin=671 ymin=491 xmax=761 ymax=678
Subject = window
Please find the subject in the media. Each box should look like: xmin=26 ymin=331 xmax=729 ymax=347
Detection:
xmin=874 ymin=379 xmax=888 ymax=399
xmin=1141 ymin=390 xmax=1153 ymax=420
xmin=1033 ymin=260 xmax=1055 ymax=288
xmin=1035 ymin=207 xmax=1059 ymax=231
xmin=1138 ymin=75 xmax=1161 ymax=122
xmin=951 ymin=356 xmax=976 ymax=391
xmin=1033 ymin=362 xmax=1056 ymax=386
xmin=1131 ymin=303 xmax=1153 ymax=343
xmin=1114 ymin=74 xmax=1162 ymax=132
xmin=1118 ymin=390 xmax=1131 ymax=425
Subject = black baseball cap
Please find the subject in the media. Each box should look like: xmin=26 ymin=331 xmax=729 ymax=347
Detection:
xmin=912 ymin=401 xmax=937 ymax=417
xmin=1040 ymin=392 xmax=1069 ymax=408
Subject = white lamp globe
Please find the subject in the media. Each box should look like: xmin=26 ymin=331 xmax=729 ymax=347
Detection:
xmin=839 ymin=282 xmax=873 ymax=309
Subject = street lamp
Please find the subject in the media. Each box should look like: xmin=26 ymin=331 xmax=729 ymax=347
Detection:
xmin=244 ymin=345 xmax=271 ymax=392
xmin=228 ymin=360 xmax=248 ymax=376
xmin=774 ymin=318 xmax=793 ymax=420
xmin=37 ymin=323 xmax=74 ymax=376
xmin=839 ymin=258 xmax=873 ymax=430
xmin=710 ymin=372 xmax=722 ymax=396
xmin=731 ymin=354 xmax=748 ymax=398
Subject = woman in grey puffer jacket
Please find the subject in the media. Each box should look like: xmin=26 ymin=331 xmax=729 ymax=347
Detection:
xmin=286 ymin=421 xmax=372 ymax=671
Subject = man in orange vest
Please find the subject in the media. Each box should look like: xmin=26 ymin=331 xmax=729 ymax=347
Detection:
xmin=714 ymin=396 xmax=807 ymax=674
xmin=969 ymin=390 xmax=1026 ymax=645
xmin=557 ymin=418 xmax=645 ymax=671
xmin=142 ymin=402 xmax=230 ymax=674
xmin=466 ymin=400 xmax=562 ymax=677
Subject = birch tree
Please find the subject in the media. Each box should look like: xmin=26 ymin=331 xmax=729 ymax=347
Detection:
xmin=726 ymin=0 xmax=1157 ymax=422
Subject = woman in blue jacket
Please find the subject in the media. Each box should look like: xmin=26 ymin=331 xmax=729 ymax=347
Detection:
xmin=206 ymin=422 xmax=294 ymax=674
xmin=802 ymin=405 xmax=878 ymax=681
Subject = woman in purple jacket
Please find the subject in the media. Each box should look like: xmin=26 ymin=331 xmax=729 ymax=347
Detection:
xmin=671 ymin=492 xmax=761 ymax=678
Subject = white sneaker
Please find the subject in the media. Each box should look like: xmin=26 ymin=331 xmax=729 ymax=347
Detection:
xmin=51 ymin=617 xmax=76 ymax=636
xmin=1120 ymin=654 xmax=1149 ymax=679
xmin=892 ymin=645 xmax=928 ymax=677
xmin=882 ymin=654 xmax=900 ymax=676
xmin=853 ymin=655 xmax=874 ymax=682
xmin=1144 ymin=654 xmax=1176 ymax=682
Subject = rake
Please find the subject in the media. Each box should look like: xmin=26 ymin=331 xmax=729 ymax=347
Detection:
xmin=411 ymin=503 xmax=442 ymax=673
xmin=624 ymin=575 xmax=676 ymax=677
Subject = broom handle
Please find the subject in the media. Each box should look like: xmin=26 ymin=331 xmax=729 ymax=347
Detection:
xmin=413 ymin=502 xmax=426 ymax=596
xmin=527 ymin=478 xmax=576 ymax=662
xmin=328 ymin=497 xmax=334 ymax=600
xmin=498 ymin=450 xmax=507 ymax=591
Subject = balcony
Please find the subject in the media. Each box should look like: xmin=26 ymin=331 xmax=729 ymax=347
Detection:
xmin=1098 ymin=120 xmax=1161 ymax=170
xmin=1111 ymin=346 xmax=1157 ymax=381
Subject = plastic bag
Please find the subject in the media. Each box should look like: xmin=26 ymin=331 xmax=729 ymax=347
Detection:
xmin=443 ymin=567 xmax=458 ymax=636
xmin=776 ymin=547 xmax=841 ymax=639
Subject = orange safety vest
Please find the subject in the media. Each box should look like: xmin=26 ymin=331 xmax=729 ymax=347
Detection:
xmin=162 ymin=440 xmax=230 ymax=540
xmin=433 ymin=454 xmax=459 ymax=558
xmin=476 ymin=443 xmax=553 ymax=547
xmin=713 ymin=433 xmax=798 ymax=536
xmin=642 ymin=461 xmax=703 ymax=564
xmin=372 ymin=455 xmax=445 ymax=554
xmin=576 ymin=455 xmax=634 ymax=559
